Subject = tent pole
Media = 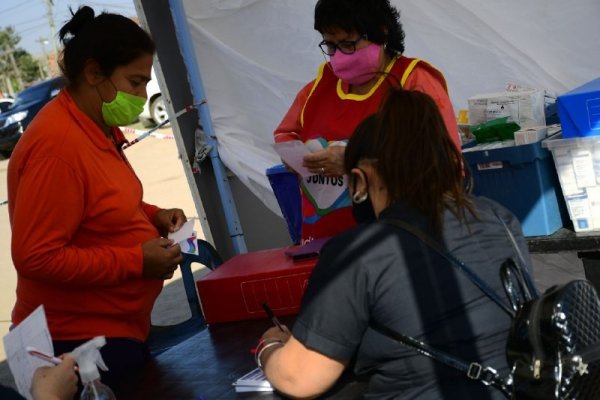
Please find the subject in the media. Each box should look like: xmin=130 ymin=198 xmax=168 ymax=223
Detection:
xmin=168 ymin=0 xmax=248 ymax=254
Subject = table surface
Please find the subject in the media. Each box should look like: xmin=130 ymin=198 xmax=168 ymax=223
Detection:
xmin=526 ymin=227 xmax=600 ymax=254
xmin=118 ymin=317 xmax=366 ymax=400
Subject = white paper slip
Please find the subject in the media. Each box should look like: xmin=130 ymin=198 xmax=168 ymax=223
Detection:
xmin=167 ymin=219 xmax=196 ymax=244
xmin=3 ymin=305 xmax=55 ymax=400
xmin=233 ymin=367 xmax=273 ymax=392
xmin=273 ymin=140 xmax=312 ymax=177
xmin=234 ymin=385 xmax=275 ymax=393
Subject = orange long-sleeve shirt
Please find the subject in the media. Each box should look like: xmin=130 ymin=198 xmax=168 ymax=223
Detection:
xmin=7 ymin=89 xmax=163 ymax=342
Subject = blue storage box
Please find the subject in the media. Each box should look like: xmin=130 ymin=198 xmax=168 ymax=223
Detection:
xmin=266 ymin=164 xmax=302 ymax=244
xmin=463 ymin=141 xmax=567 ymax=236
xmin=558 ymin=77 xmax=600 ymax=138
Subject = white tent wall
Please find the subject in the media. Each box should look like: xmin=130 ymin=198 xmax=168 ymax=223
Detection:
xmin=135 ymin=0 xmax=294 ymax=260
xmin=135 ymin=0 xmax=600 ymax=258
xmin=180 ymin=0 xmax=600 ymax=218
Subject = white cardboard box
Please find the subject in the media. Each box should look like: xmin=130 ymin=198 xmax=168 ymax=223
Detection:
xmin=514 ymin=126 xmax=548 ymax=145
xmin=468 ymin=89 xmax=546 ymax=128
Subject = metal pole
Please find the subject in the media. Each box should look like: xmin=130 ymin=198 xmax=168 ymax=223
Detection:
xmin=36 ymin=38 xmax=49 ymax=79
xmin=168 ymin=0 xmax=248 ymax=255
xmin=45 ymin=0 xmax=59 ymax=72
xmin=6 ymin=47 xmax=23 ymax=89
xmin=4 ymin=75 xmax=14 ymax=97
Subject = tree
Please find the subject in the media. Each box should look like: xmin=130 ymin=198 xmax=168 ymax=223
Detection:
xmin=0 ymin=26 xmax=43 ymax=94
xmin=14 ymin=49 xmax=41 ymax=83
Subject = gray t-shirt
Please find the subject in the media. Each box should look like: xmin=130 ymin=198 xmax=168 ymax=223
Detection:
xmin=293 ymin=196 xmax=531 ymax=399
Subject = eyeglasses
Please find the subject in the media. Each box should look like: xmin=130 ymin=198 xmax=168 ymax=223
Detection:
xmin=318 ymin=35 xmax=367 ymax=56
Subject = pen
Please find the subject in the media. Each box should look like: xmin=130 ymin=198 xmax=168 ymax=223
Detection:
xmin=261 ymin=303 xmax=285 ymax=332
xmin=26 ymin=346 xmax=62 ymax=365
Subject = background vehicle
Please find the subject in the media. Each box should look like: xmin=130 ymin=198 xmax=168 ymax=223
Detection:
xmin=0 ymin=98 xmax=14 ymax=113
xmin=0 ymin=77 xmax=66 ymax=158
xmin=139 ymin=68 xmax=170 ymax=128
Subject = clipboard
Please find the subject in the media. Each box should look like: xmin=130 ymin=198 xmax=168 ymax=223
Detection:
xmin=284 ymin=237 xmax=330 ymax=260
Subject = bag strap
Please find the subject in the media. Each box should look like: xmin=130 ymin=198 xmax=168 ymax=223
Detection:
xmin=370 ymin=320 xmax=511 ymax=397
xmin=382 ymin=219 xmax=514 ymax=317
xmin=493 ymin=210 xmax=539 ymax=299
xmin=375 ymin=218 xmax=513 ymax=397
xmin=500 ymin=258 xmax=532 ymax=312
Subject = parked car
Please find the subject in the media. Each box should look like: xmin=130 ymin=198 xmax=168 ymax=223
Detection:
xmin=0 ymin=97 xmax=14 ymax=113
xmin=0 ymin=76 xmax=66 ymax=157
xmin=139 ymin=68 xmax=170 ymax=128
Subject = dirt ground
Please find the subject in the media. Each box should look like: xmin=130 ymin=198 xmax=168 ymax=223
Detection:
xmin=0 ymin=124 xmax=207 ymax=387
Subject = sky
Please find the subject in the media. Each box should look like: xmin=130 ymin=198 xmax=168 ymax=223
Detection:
xmin=0 ymin=0 xmax=138 ymax=57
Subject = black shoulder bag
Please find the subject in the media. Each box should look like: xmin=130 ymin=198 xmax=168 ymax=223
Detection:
xmin=375 ymin=218 xmax=600 ymax=399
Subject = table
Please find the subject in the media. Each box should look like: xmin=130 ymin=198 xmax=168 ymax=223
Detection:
xmin=527 ymin=227 xmax=600 ymax=293
xmin=526 ymin=228 xmax=600 ymax=254
xmin=118 ymin=318 xmax=367 ymax=400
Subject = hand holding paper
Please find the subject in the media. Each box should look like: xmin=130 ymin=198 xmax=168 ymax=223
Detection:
xmin=3 ymin=305 xmax=55 ymax=400
xmin=167 ymin=219 xmax=199 ymax=255
xmin=272 ymin=140 xmax=312 ymax=177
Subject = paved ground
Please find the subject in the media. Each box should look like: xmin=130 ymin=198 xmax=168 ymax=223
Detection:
xmin=0 ymin=124 xmax=589 ymax=391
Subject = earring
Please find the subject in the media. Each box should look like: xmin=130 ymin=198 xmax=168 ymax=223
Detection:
xmin=352 ymin=191 xmax=368 ymax=204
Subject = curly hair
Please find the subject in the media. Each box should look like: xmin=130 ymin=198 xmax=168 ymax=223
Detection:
xmin=314 ymin=0 xmax=405 ymax=57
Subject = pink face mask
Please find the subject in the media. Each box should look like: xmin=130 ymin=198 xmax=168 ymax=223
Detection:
xmin=330 ymin=43 xmax=383 ymax=86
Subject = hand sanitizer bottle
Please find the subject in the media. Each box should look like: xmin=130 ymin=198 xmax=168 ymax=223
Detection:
xmin=72 ymin=336 xmax=116 ymax=400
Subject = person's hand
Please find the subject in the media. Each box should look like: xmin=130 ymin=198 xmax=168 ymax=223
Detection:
xmin=262 ymin=325 xmax=291 ymax=343
xmin=303 ymin=145 xmax=346 ymax=177
xmin=152 ymin=208 xmax=187 ymax=237
xmin=257 ymin=326 xmax=291 ymax=369
xmin=31 ymin=355 xmax=78 ymax=400
xmin=142 ymin=237 xmax=183 ymax=280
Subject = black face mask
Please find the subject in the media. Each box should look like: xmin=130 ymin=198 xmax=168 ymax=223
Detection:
xmin=352 ymin=196 xmax=377 ymax=224
xmin=351 ymin=168 xmax=377 ymax=224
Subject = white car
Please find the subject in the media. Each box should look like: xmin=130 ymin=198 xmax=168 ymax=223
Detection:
xmin=139 ymin=68 xmax=170 ymax=127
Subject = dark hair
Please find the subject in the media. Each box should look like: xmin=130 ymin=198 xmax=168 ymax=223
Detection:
xmin=314 ymin=0 xmax=405 ymax=57
xmin=345 ymin=89 xmax=473 ymax=233
xmin=58 ymin=6 xmax=155 ymax=85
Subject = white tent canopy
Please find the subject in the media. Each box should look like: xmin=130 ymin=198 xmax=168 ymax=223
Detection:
xmin=181 ymin=0 xmax=600 ymax=216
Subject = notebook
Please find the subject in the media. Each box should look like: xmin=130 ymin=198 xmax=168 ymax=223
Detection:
xmin=233 ymin=367 xmax=273 ymax=393
xmin=284 ymin=237 xmax=330 ymax=261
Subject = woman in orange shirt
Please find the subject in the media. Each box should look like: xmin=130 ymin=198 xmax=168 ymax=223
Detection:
xmin=274 ymin=0 xmax=460 ymax=242
xmin=7 ymin=6 xmax=184 ymax=391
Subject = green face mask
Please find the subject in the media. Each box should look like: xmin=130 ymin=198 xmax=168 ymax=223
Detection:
xmin=101 ymin=90 xmax=146 ymax=127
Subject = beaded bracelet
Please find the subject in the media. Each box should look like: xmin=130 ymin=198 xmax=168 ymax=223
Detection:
xmin=256 ymin=339 xmax=285 ymax=368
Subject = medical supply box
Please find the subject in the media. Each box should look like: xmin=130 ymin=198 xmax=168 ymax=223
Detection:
xmin=543 ymin=134 xmax=600 ymax=232
xmin=468 ymin=89 xmax=546 ymax=129
xmin=463 ymin=139 xmax=566 ymax=236
xmin=196 ymin=246 xmax=317 ymax=324
xmin=558 ymin=77 xmax=600 ymax=138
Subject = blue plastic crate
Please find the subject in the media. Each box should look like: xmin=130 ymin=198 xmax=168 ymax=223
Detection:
xmin=558 ymin=77 xmax=600 ymax=138
xmin=266 ymin=164 xmax=301 ymax=244
xmin=463 ymin=141 xmax=567 ymax=236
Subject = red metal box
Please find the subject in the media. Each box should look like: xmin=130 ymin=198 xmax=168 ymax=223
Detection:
xmin=196 ymin=246 xmax=318 ymax=324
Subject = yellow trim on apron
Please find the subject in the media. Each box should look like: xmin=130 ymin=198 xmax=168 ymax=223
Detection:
xmin=401 ymin=58 xmax=421 ymax=87
xmin=335 ymin=56 xmax=399 ymax=101
xmin=300 ymin=63 xmax=327 ymax=128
